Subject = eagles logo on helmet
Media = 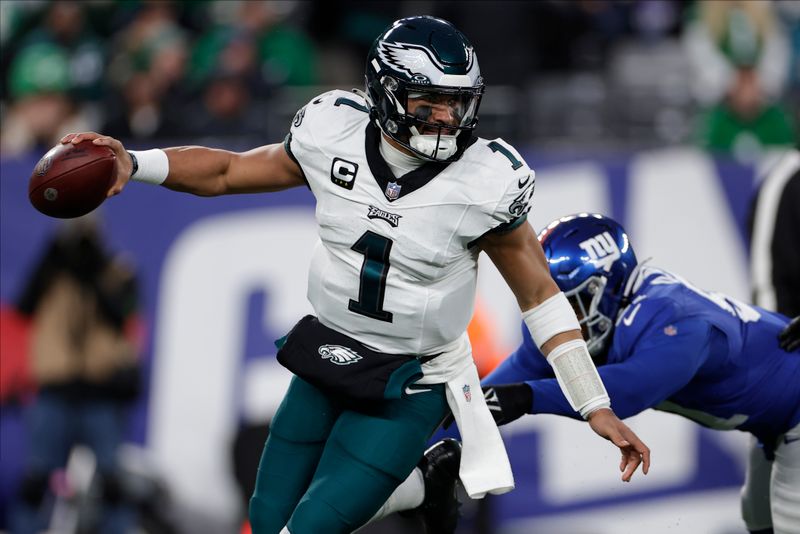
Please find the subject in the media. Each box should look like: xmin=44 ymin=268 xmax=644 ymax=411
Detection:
xmin=364 ymin=16 xmax=485 ymax=162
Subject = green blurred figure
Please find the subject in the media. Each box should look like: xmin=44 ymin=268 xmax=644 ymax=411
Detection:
xmin=684 ymin=0 xmax=797 ymax=160
xmin=188 ymin=1 xmax=318 ymax=89
xmin=1 ymin=1 xmax=104 ymax=155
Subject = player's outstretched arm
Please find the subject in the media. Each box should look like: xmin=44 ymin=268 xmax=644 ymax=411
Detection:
xmin=60 ymin=132 xmax=305 ymax=198
xmin=480 ymin=223 xmax=650 ymax=481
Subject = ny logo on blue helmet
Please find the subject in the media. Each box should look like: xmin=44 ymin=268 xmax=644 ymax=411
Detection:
xmin=579 ymin=231 xmax=621 ymax=273
xmin=539 ymin=213 xmax=638 ymax=357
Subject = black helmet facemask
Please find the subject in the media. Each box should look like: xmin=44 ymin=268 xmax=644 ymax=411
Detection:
xmin=365 ymin=17 xmax=484 ymax=162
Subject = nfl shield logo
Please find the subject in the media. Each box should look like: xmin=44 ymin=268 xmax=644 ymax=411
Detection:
xmin=462 ymin=385 xmax=472 ymax=402
xmin=385 ymin=181 xmax=401 ymax=200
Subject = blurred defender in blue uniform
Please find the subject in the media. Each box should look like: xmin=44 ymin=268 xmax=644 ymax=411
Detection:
xmin=483 ymin=213 xmax=800 ymax=534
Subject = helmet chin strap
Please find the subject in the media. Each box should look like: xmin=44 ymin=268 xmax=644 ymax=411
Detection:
xmin=408 ymin=125 xmax=458 ymax=160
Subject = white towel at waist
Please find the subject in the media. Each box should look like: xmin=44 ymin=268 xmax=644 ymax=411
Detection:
xmin=445 ymin=362 xmax=515 ymax=499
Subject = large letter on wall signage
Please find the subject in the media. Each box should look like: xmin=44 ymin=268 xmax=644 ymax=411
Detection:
xmin=148 ymin=209 xmax=317 ymax=523
xmin=627 ymin=148 xmax=749 ymax=301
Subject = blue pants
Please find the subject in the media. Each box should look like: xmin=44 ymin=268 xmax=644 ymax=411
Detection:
xmin=10 ymin=390 xmax=134 ymax=534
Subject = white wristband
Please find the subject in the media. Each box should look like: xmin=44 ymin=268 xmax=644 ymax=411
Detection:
xmin=546 ymin=339 xmax=610 ymax=418
xmin=129 ymin=149 xmax=169 ymax=185
xmin=522 ymin=292 xmax=581 ymax=349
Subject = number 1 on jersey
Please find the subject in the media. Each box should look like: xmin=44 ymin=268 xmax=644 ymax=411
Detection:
xmin=349 ymin=231 xmax=394 ymax=322
xmin=488 ymin=141 xmax=523 ymax=170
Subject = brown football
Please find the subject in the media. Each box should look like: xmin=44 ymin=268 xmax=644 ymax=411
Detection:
xmin=29 ymin=141 xmax=116 ymax=219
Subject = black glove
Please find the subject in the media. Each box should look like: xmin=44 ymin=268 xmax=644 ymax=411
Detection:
xmin=779 ymin=316 xmax=800 ymax=352
xmin=483 ymin=383 xmax=534 ymax=426
xmin=441 ymin=383 xmax=533 ymax=429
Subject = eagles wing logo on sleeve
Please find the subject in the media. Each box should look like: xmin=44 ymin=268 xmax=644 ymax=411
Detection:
xmin=318 ymin=345 xmax=363 ymax=365
xmin=293 ymin=106 xmax=306 ymax=127
xmin=377 ymin=41 xmax=475 ymax=83
xmin=509 ymin=175 xmax=535 ymax=217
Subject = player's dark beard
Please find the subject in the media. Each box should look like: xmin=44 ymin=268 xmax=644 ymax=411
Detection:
xmin=417 ymin=121 xmax=458 ymax=137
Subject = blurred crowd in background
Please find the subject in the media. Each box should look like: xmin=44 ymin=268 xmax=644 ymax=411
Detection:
xmin=0 ymin=0 xmax=797 ymax=162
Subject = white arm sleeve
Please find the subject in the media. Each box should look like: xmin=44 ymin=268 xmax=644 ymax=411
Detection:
xmin=521 ymin=292 xmax=579 ymax=347
xmin=546 ymin=340 xmax=611 ymax=418
xmin=129 ymin=149 xmax=169 ymax=185
xmin=523 ymin=292 xmax=611 ymax=418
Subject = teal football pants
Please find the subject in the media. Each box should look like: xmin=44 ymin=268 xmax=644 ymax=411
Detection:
xmin=249 ymin=376 xmax=448 ymax=534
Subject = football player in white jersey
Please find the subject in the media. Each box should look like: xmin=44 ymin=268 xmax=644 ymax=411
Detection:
xmin=62 ymin=16 xmax=650 ymax=534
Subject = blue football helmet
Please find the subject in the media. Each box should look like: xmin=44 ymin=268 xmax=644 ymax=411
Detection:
xmin=365 ymin=16 xmax=484 ymax=162
xmin=538 ymin=213 xmax=638 ymax=357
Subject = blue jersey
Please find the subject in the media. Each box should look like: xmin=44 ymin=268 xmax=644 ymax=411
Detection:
xmin=486 ymin=266 xmax=800 ymax=446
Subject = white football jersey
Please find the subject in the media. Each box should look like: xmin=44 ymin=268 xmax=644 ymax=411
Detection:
xmin=287 ymin=90 xmax=535 ymax=360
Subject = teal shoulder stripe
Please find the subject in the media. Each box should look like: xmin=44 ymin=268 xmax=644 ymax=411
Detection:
xmin=334 ymin=97 xmax=369 ymax=113
xmin=466 ymin=214 xmax=528 ymax=249
xmin=283 ymin=132 xmax=310 ymax=188
xmin=498 ymin=213 xmax=529 ymax=233
xmin=283 ymin=133 xmax=297 ymax=163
